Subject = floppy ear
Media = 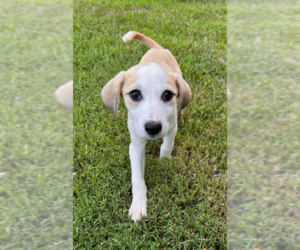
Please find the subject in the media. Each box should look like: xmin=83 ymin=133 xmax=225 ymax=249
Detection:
xmin=174 ymin=73 xmax=192 ymax=119
xmin=54 ymin=80 xmax=73 ymax=109
xmin=101 ymin=71 xmax=126 ymax=120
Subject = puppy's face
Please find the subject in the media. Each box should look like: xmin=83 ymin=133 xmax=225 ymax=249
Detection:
xmin=123 ymin=63 xmax=178 ymax=139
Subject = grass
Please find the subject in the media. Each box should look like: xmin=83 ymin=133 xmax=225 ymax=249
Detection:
xmin=73 ymin=0 xmax=226 ymax=249
xmin=228 ymin=0 xmax=300 ymax=249
xmin=0 ymin=0 xmax=73 ymax=249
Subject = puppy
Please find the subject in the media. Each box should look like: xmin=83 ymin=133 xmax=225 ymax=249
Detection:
xmin=101 ymin=31 xmax=192 ymax=221
xmin=54 ymin=80 xmax=73 ymax=109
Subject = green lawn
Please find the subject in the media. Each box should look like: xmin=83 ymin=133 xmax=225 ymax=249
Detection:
xmin=228 ymin=1 xmax=300 ymax=249
xmin=0 ymin=1 xmax=73 ymax=249
xmin=74 ymin=0 xmax=227 ymax=249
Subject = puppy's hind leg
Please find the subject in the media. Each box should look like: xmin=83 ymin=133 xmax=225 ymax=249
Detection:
xmin=160 ymin=125 xmax=177 ymax=158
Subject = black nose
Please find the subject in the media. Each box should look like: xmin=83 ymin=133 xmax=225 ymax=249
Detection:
xmin=145 ymin=121 xmax=162 ymax=135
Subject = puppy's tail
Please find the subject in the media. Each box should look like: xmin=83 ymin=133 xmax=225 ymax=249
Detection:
xmin=122 ymin=31 xmax=164 ymax=50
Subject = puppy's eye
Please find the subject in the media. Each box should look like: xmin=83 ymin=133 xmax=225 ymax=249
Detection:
xmin=129 ymin=90 xmax=142 ymax=101
xmin=162 ymin=91 xmax=174 ymax=101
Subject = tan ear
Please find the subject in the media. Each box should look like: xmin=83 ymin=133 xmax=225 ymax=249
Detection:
xmin=101 ymin=71 xmax=126 ymax=120
xmin=54 ymin=80 xmax=73 ymax=109
xmin=174 ymin=73 xmax=192 ymax=119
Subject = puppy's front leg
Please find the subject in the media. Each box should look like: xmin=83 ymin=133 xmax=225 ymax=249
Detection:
xmin=160 ymin=125 xmax=177 ymax=158
xmin=128 ymin=133 xmax=148 ymax=222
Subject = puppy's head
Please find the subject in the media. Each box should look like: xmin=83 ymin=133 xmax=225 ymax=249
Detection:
xmin=101 ymin=63 xmax=191 ymax=139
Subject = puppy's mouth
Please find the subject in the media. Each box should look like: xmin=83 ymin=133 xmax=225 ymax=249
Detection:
xmin=147 ymin=134 xmax=163 ymax=140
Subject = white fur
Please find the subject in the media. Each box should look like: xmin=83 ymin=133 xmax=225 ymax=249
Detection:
xmin=124 ymin=63 xmax=178 ymax=221
xmin=125 ymin=63 xmax=177 ymax=139
xmin=122 ymin=31 xmax=135 ymax=43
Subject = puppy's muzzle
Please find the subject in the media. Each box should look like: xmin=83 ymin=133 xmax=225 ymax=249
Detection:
xmin=145 ymin=121 xmax=162 ymax=136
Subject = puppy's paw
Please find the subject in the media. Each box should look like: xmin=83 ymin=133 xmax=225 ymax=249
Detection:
xmin=160 ymin=151 xmax=171 ymax=158
xmin=160 ymin=149 xmax=172 ymax=158
xmin=129 ymin=197 xmax=147 ymax=222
